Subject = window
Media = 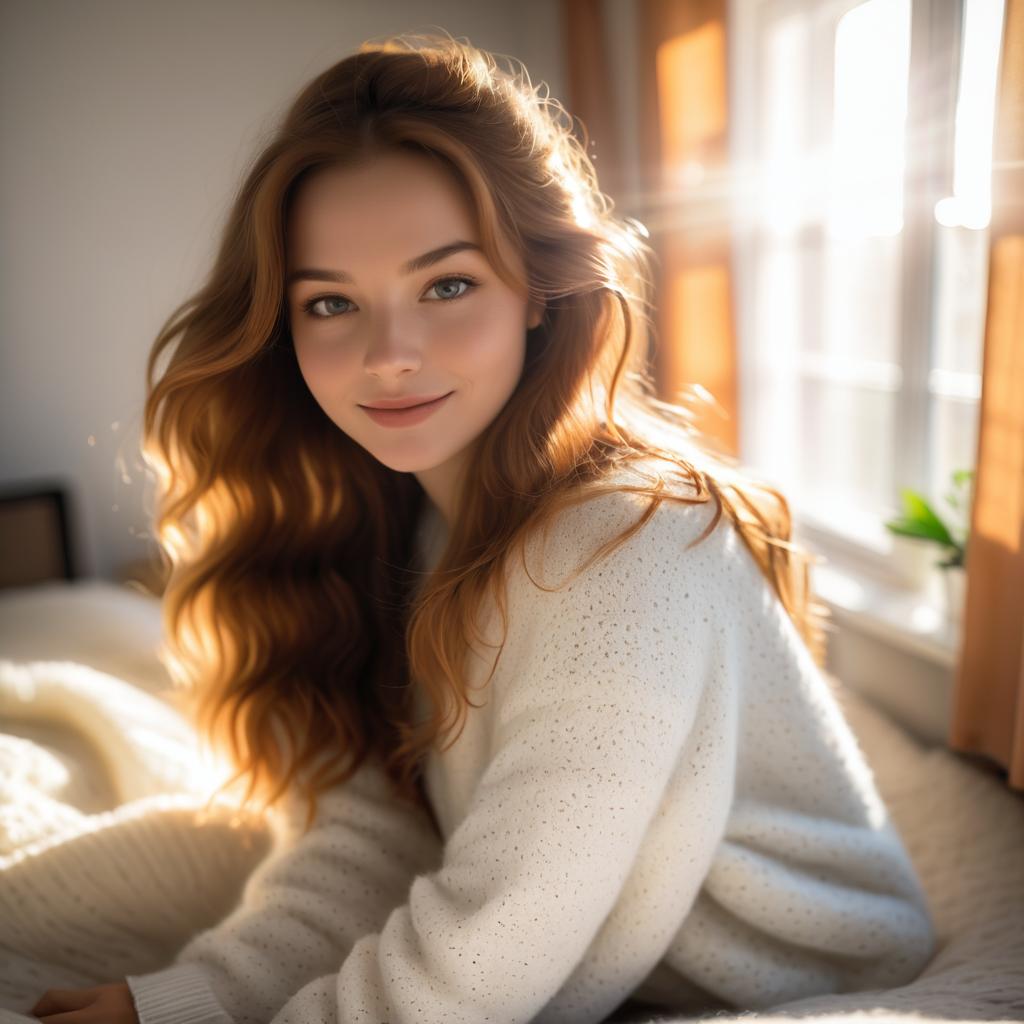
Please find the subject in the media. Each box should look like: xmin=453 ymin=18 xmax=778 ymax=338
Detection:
xmin=729 ymin=0 xmax=1006 ymax=587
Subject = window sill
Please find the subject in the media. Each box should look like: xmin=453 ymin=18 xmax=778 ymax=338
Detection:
xmin=789 ymin=516 xmax=958 ymax=746
xmin=812 ymin=561 xmax=962 ymax=669
xmin=790 ymin=500 xmax=964 ymax=669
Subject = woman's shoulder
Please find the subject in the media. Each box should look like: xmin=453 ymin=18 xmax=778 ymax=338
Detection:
xmin=502 ymin=458 xmax=814 ymax=683
xmin=514 ymin=456 xmax=744 ymax=602
xmin=489 ymin=459 xmax=769 ymax=703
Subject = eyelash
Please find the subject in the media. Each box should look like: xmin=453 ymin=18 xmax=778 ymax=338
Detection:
xmin=299 ymin=274 xmax=480 ymax=320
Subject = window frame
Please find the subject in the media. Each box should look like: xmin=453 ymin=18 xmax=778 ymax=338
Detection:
xmin=727 ymin=0 xmax=970 ymax=593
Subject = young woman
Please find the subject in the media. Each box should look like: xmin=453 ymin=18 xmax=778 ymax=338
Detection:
xmin=30 ymin=31 xmax=935 ymax=1024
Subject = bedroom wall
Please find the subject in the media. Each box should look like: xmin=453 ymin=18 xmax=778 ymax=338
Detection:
xmin=0 ymin=0 xmax=566 ymax=580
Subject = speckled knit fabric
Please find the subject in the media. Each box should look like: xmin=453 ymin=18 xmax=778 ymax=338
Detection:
xmin=125 ymin=464 xmax=937 ymax=1024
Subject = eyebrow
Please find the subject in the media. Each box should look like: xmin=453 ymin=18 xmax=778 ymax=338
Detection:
xmin=286 ymin=240 xmax=483 ymax=286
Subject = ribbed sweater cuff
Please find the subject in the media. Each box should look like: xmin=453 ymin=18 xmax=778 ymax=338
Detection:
xmin=125 ymin=962 xmax=234 ymax=1024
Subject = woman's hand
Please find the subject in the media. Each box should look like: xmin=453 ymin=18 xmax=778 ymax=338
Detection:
xmin=29 ymin=981 xmax=140 ymax=1024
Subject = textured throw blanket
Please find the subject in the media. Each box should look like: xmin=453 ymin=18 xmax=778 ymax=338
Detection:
xmin=0 ymin=658 xmax=274 ymax=1018
xmin=0 ymin=584 xmax=1022 ymax=1024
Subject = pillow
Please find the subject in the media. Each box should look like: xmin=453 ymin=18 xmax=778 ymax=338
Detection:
xmin=0 ymin=580 xmax=170 ymax=697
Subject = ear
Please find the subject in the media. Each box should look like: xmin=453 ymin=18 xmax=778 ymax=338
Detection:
xmin=527 ymin=300 xmax=546 ymax=331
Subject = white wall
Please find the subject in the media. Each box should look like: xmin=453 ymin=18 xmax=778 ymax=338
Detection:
xmin=0 ymin=0 xmax=566 ymax=579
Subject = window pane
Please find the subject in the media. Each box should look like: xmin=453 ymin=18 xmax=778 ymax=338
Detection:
xmin=829 ymin=0 xmax=911 ymax=239
xmin=935 ymin=0 xmax=1006 ymax=231
xmin=799 ymin=378 xmax=896 ymax=518
xmin=817 ymin=231 xmax=904 ymax=363
xmin=930 ymin=396 xmax=981 ymax=522
xmin=932 ymin=224 xmax=989 ymax=377
xmin=925 ymin=0 xmax=1001 ymax=514
xmin=747 ymin=237 xmax=802 ymax=488
xmin=757 ymin=10 xmax=810 ymax=237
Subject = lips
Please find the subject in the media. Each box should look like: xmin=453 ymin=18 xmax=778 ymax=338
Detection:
xmin=360 ymin=391 xmax=454 ymax=427
xmin=360 ymin=392 xmax=452 ymax=410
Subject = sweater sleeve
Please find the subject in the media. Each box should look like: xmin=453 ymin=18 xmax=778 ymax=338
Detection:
xmin=247 ymin=492 xmax=735 ymax=1024
xmin=124 ymin=755 xmax=444 ymax=1024
xmin=652 ymin=565 xmax=939 ymax=1010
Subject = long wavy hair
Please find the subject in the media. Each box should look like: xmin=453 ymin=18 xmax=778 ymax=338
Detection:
xmin=142 ymin=30 xmax=830 ymax=835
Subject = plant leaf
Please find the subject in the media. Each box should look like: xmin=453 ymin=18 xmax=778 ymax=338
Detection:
xmin=895 ymin=488 xmax=956 ymax=546
xmin=885 ymin=518 xmax=939 ymax=541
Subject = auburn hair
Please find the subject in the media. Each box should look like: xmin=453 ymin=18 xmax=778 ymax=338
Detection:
xmin=141 ymin=30 xmax=829 ymax=836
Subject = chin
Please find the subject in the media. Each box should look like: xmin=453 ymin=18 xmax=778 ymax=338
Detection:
xmin=364 ymin=445 xmax=453 ymax=475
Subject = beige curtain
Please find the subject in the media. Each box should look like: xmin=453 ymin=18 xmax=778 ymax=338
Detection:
xmin=563 ymin=0 xmax=739 ymax=457
xmin=950 ymin=0 xmax=1024 ymax=791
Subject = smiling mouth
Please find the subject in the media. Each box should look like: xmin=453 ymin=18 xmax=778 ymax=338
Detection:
xmin=359 ymin=391 xmax=454 ymax=426
xmin=360 ymin=391 xmax=453 ymax=410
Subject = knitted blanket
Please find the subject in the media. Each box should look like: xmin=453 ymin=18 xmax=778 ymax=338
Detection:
xmin=0 ymin=658 xmax=274 ymax=1016
xmin=0 ymin=582 xmax=1022 ymax=1024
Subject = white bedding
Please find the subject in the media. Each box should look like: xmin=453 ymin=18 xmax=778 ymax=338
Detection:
xmin=0 ymin=580 xmax=1022 ymax=1024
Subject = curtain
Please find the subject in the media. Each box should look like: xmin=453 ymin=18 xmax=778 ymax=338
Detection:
xmin=563 ymin=0 xmax=739 ymax=457
xmin=561 ymin=0 xmax=626 ymax=201
xmin=949 ymin=0 xmax=1024 ymax=791
xmin=638 ymin=0 xmax=737 ymax=458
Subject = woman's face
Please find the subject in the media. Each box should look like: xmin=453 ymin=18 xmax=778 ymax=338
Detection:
xmin=285 ymin=149 xmax=543 ymax=517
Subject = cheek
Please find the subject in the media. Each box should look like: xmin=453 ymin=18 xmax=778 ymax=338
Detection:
xmin=293 ymin=335 xmax=357 ymax=386
xmin=291 ymin=337 xmax=363 ymax=419
xmin=440 ymin=303 xmax=527 ymax=379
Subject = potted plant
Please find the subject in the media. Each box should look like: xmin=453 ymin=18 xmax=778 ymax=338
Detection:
xmin=883 ymin=469 xmax=974 ymax=622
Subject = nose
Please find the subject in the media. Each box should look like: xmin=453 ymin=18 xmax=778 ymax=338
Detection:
xmin=363 ymin=312 xmax=423 ymax=379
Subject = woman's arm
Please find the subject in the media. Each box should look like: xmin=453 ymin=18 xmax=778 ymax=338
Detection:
xmin=123 ymin=755 xmax=444 ymax=1024
xmin=650 ymin=571 xmax=938 ymax=1009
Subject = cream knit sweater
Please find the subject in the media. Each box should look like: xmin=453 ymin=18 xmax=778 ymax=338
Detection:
xmin=125 ymin=466 xmax=937 ymax=1024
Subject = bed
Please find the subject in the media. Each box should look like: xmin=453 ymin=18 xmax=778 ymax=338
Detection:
xmin=0 ymin=493 xmax=1022 ymax=1023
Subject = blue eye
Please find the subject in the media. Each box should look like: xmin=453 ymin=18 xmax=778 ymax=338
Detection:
xmin=426 ymin=276 xmax=476 ymax=301
xmin=302 ymin=295 xmax=353 ymax=318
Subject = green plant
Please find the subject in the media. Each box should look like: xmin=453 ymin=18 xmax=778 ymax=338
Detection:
xmin=884 ymin=468 xmax=974 ymax=570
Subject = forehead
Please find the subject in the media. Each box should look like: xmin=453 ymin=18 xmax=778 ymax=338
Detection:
xmin=286 ymin=151 xmax=479 ymax=263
